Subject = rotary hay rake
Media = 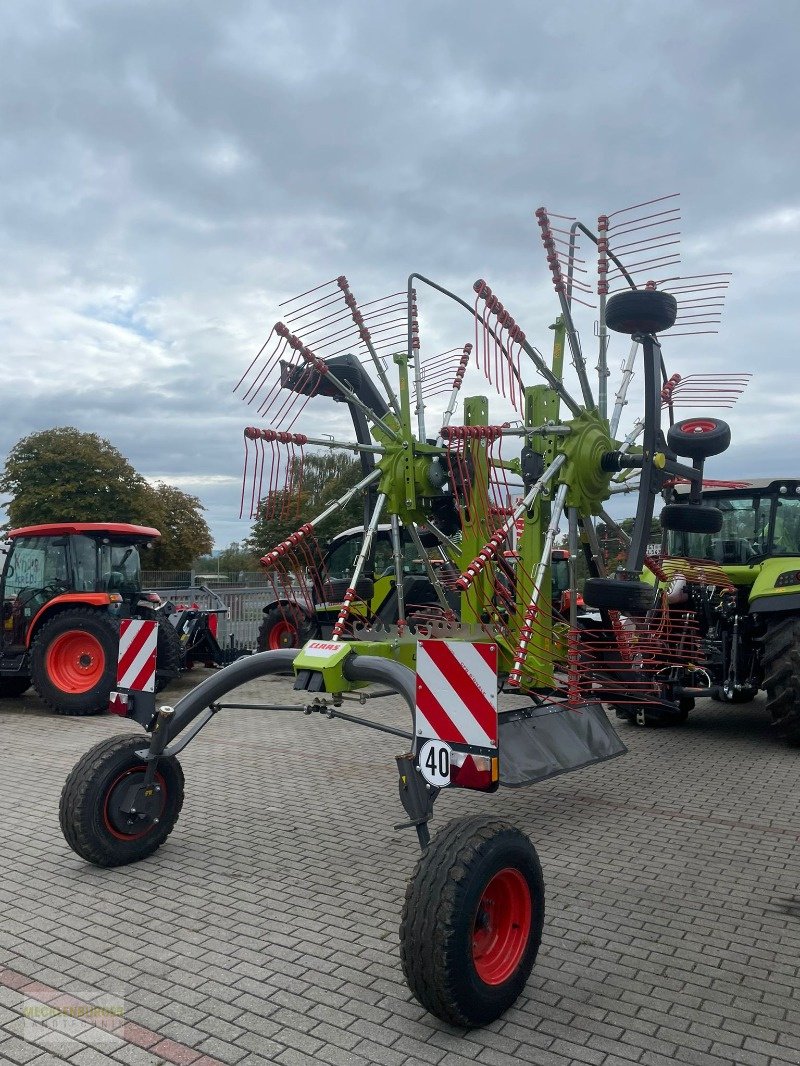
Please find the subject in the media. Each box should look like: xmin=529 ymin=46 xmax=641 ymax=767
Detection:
xmin=60 ymin=194 xmax=747 ymax=1027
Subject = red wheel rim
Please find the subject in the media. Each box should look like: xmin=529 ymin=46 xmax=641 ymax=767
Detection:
xmin=472 ymin=867 xmax=532 ymax=985
xmin=102 ymin=767 xmax=166 ymax=841
xmin=46 ymin=631 xmax=105 ymax=692
xmin=681 ymin=419 xmax=717 ymax=435
xmin=268 ymin=619 xmax=298 ymax=649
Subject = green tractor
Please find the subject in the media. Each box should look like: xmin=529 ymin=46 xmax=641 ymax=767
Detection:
xmin=663 ymin=478 xmax=800 ymax=744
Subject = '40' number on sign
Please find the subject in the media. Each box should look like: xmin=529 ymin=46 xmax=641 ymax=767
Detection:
xmin=418 ymin=739 xmax=451 ymax=787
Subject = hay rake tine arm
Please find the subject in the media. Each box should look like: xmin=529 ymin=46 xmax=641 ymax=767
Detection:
xmin=456 ymin=454 xmax=567 ymax=590
xmin=408 ymin=272 xmax=580 ymax=415
xmin=332 ymin=492 xmax=388 ymax=637
xmin=422 ymin=518 xmax=460 ymax=558
xmin=406 ymin=521 xmax=452 ymax=613
xmin=509 ymin=482 xmax=569 ymax=685
xmin=610 ymin=340 xmax=640 ymax=438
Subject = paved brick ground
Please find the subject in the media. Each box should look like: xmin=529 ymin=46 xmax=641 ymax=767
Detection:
xmin=1 ymin=673 xmax=799 ymax=1066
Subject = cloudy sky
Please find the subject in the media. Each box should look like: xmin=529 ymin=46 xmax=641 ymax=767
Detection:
xmin=1 ymin=0 xmax=798 ymax=547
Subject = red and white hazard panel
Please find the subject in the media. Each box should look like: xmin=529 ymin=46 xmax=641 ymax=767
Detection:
xmin=117 ymin=619 xmax=158 ymax=693
xmin=416 ymin=640 xmax=498 ymax=749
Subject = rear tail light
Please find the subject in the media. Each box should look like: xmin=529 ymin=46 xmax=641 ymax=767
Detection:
xmin=450 ymin=751 xmax=499 ymax=791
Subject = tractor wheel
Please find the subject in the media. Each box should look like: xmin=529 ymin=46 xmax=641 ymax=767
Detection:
xmin=59 ymin=735 xmax=184 ymax=867
xmin=762 ymin=617 xmax=800 ymax=746
xmin=605 ymin=289 xmax=677 ymax=335
xmin=30 ymin=609 xmax=118 ymax=715
xmin=0 ymin=677 xmax=31 ymax=698
xmin=583 ymin=577 xmax=654 ymax=614
xmin=660 ymin=504 xmax=723 ymax=534
xmin=400 ymin=815 xmax=544 ymax=1027
xmin=667 ymin=417 xmax=731 ymax=460
xmin=257 ymin=605 xmax=311 ymax=652
xmin=155 ymin=618 xmax=183 ymax=692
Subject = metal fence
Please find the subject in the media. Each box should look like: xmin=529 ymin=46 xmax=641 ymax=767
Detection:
xmin=142 ymin=570 xmax=272 ymax=590
xmin=152 ymin=584 xmax=271 ymax=651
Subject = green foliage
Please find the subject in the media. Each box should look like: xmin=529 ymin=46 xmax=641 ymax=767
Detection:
xmin=1 ymin=427 xmax=213 ymax=569
xmin=145 ymin=482 xmax=213 ymax=569
xmin=193 ymin=541 xmax=261 ymax=575
xmin=0 ymin=427 xmax=151 ymax=528
xmin=246 ymin=450 xmax=366 ymax=555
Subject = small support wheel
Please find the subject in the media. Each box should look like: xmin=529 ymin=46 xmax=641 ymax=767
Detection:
xmin=605 ymin=289 xmax=677 ymax=335
xmin=660 ymin=504 xmax=723 ymax=534
xmin=667 ymin=417 xmax=731 ymax=459
xmin=400 ymin=815 xmax=544 ymax=1027
xmin=59 ymin=735 xmax=184 ymax=867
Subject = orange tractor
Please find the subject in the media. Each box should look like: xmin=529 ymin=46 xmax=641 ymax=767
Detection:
xmin=0 ymin=522 xmax=181 ymax=714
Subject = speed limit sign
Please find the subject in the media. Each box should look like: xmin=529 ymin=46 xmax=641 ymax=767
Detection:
xmin=418 ymin=739 xmax=451 ymax=787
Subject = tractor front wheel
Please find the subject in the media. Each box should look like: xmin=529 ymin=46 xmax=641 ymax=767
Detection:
xmin=763 ymin=617 xmax=800 ymax=746
xmin=60 ymin=735 xmax=184 ymax=866
xmin=30 ymin=609 xmax=118 ymax=715
xmin=400 ymin=816 xmax=544 ymax=1027
xmin=257 ymin=606 xmax=312 ymax=652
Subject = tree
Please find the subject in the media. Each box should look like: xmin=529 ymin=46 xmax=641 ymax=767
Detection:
xmin=246 ymin=450 xmax=366 ymax=555
xmin=194 ymin=541 xmax=261 ymax=575
xmin=145 ymin=482 xmax=213 ymax=569
xmin=1 ymin=427 xmax=152 ymax=529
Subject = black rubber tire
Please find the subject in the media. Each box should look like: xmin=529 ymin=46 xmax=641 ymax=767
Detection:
xmin=660 ymin=504 xmax=723 ymax=534
xmin=30 ymin=608 xmax=118 ymax=716
xmin=667 ymin=417 xmax=731 ymax=460
xmin=256 ymin=605 xmax=314 ymax=652
xmin=154 ymin=617 xmax=183 ymax=692
xmin=400 ymin=815 xmax=545 ymax=1027
xmin=0 ymin=677 xmax=32 ymax=697
xmin=59 ymin=735 xmax=184 ymax=867
xmin=762 ymin=617 xmax=800 ymax=746
xmin=605 ymin=289 xmax=677 ymax=335
xmin=583 ymin=577 xmax=654 ymax=614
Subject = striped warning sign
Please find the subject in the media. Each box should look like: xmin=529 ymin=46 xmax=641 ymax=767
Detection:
xmin=117 ymin=619 xmax=158 ymax=693
xmin=416 ymin=640 xmax=498 ymax=749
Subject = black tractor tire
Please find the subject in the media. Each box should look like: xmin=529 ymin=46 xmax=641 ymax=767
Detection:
xmin=660 ymin=504 xmax=723 ymax=535
xmin=30 ymin=609 xmax=118 ymax=716
xmin=60 ymin=735 xmax=184 ymax=867
xmin=0 ymin=677 xmax=32 ymax=698
xmin=155 ymin=618 xmax=183 ymax=691
xmin=605 ymin=289 xmax=677 ymax=335
xmin=667 ymin=417 xmax=731 ymax=460
xmin=400 ymin=815 xmax=545 ymax=1027
xmin=257 ymin=605 xmax=314 ymax=652
xmin=583 ymin=577 xmax=654 ymax=614
xmin=762 ymin=617 xmax=800 ymax=746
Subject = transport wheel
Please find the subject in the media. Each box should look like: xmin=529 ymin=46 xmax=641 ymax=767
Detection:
xmin=660 ymin=503 xmax=723 ymax=534
xmin=0 ymin=677 xmax=31 ymax=697
xmin=667 ymin=417 xmax=731 ymax=459
xmin=400 ymin=815 xmax=544 ymax=1027
xmin=582 ymin=577 xmax=654 ymax=614
xmin=30 ymin=609 xmax=118 ymax=715
xmin=605 ymin=288 xmax=678 ymax=335
xmin=59 ymin=735 xmax=184 ymax=867
xmin=762 ymin=617 xmax=800 ymax=746
xmin=257 ymin=605 xmax=311 ymax=651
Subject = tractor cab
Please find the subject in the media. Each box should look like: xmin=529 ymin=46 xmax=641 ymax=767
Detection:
xmin=666 ymin=480 xmax=800 ymax=607
xmin=1 ymin=522 xmax=160 ymax=650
